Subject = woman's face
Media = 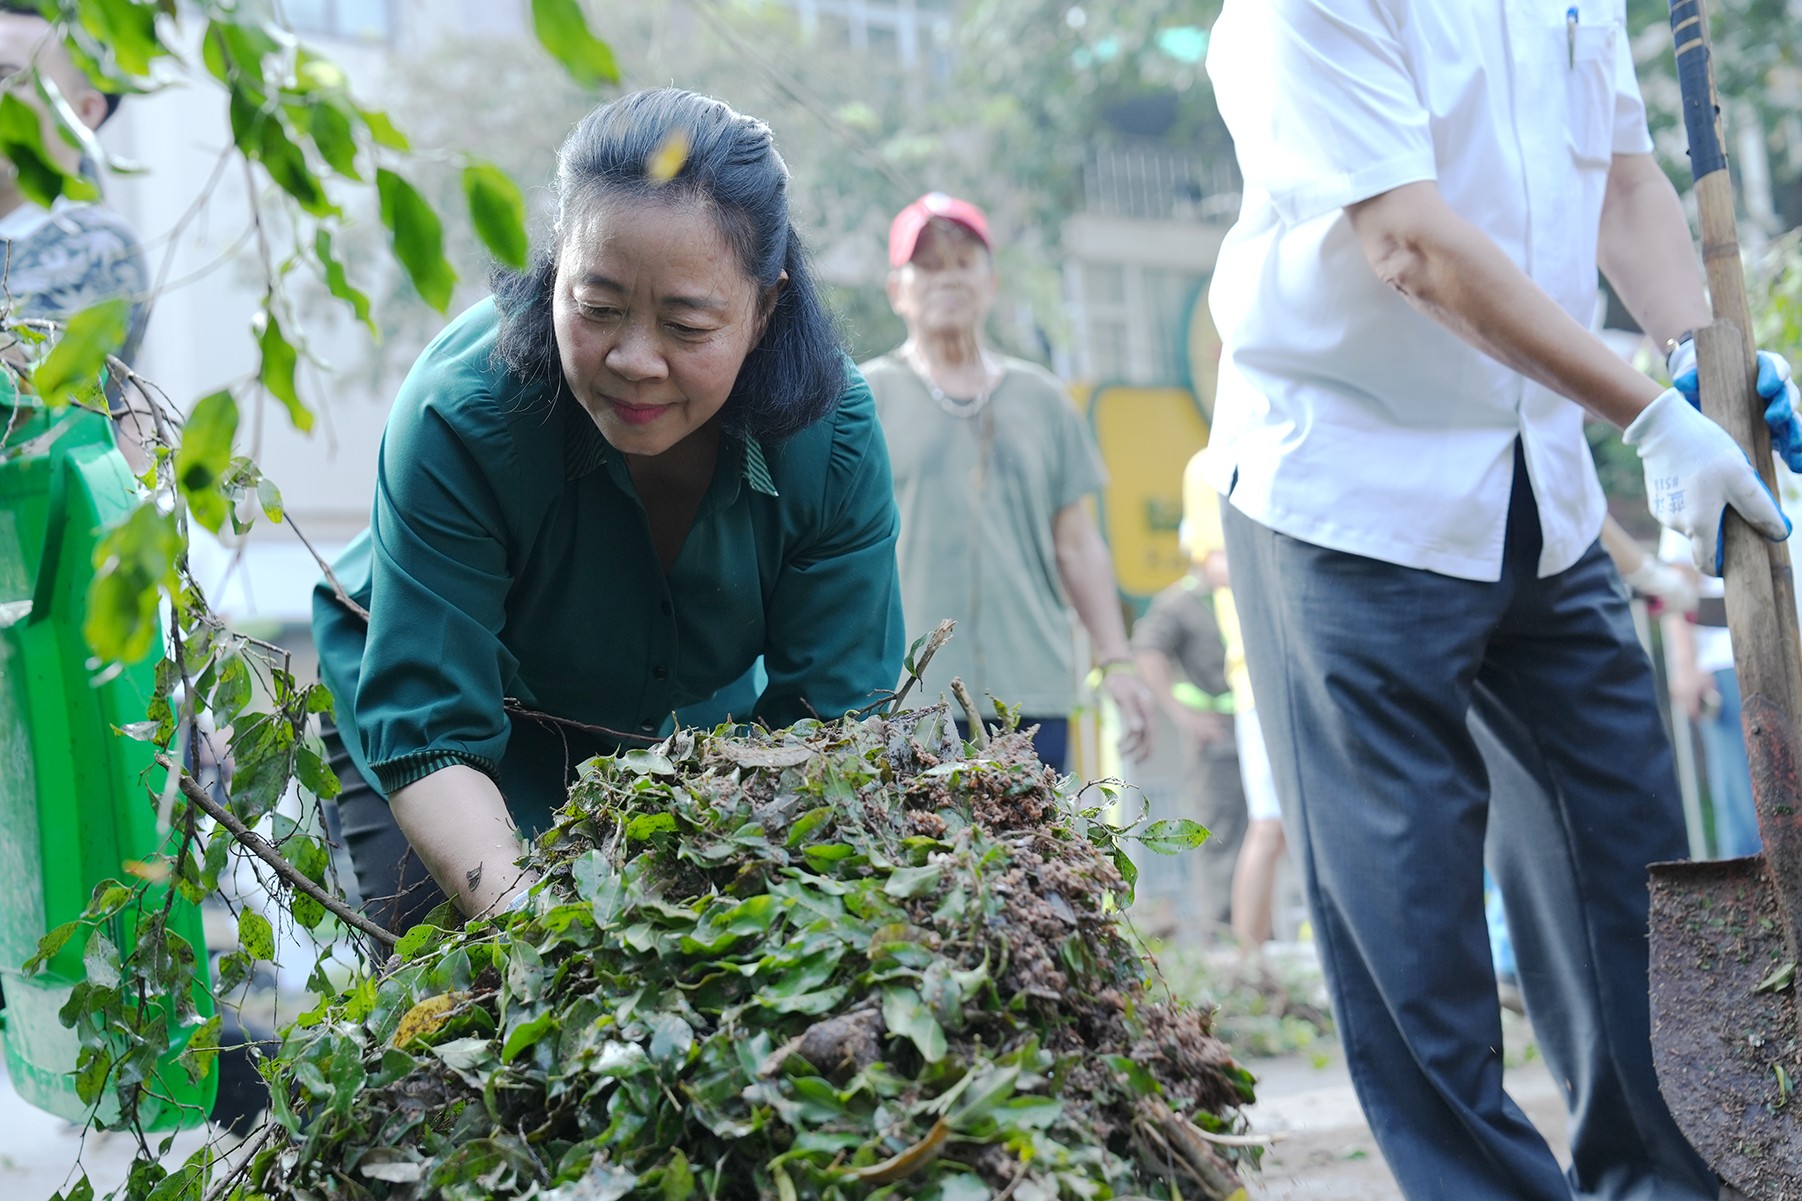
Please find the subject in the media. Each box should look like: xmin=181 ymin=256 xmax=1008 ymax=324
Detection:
xmin=552 ymin=195 xmax=769 ymax=457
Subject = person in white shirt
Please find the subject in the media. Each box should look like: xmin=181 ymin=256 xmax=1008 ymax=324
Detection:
xmin=1204 ymin=2 xmax=1801 ymax=1198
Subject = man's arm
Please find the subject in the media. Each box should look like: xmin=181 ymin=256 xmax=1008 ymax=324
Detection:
xmin=1596 ymin=153 xmax=1713 ymax=351
xmin=1346 ymin=179 xmax=1670 ymax=429
xmin=1052 ymin=501 xmax=1154 ymax=758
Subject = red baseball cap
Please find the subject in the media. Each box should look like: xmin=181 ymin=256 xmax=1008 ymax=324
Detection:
xmin=888 ymin=192 xmax=992 ymax=267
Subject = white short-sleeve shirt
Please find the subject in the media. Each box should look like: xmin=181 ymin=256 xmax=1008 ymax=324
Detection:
xmin=1203 ymin=0 xmax=1653 ymax=581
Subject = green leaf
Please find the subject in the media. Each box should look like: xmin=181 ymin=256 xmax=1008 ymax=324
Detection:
xmin=74 ymin=1045 xmax=112 ymax=1107
xmin=1105 ymin=1053 xmax=1162 ymax=1099
xmin=358 ymin=106 xmax=410 ymax=151
xmin=308 ymin=99 xmax=361 ymax=179
xmin=211 ymin=652 xmax=252 ymax=724
xmin=174 ymin=389 xmax=238 ymax=533
xmin=53 ymin=1175 xmax=95 ymax=1201
xmin=530 ymin=0 xmax=620 ymax=86
xmin=34 ymin=299 xmax=128 ymax=407
xmin=1110 ymin=845 xmax=1138 ymax=907
xmin=179 ymin=1014 xmax=223 ymax=1086
xmin=376 ymin=167 xmax=457 ymax=312
xmin=393 ymin=923 xmax=442 ymax=961
xmin=256 ymin=309 xmax=312 ymax=431
xmin=313 ymin=228 xmax=374 ymax=333
xmin=81 ymin=932 xmax=120 ymax=990
xmin=255 ymin=109 xmax=336 ymax=217
xmin=785 ymin=807 xmax=834 ymax=847
xmin=1757 ymin=961 xmax=1797 ymax=994
xmin=462 ymin=161 xmax=528 ymax=270
xmin=295 ymin=744 xmax=342 ymax=800
xmin=648 ymin=1013 xmax=693 ymax=1069
xmin=620 ymin=748 xmax=676 ymax=775
xmin=660 ymin=1151 xmax=694 ymax=1201
xmin=625 ymin=811 xmax=677 ymax=840
xmin=238 ymin=910 xmax=275 ymax=961
xmin=0 ymin=92 xmax=96 ymax=208
xmin=75 ymin=0 xmax=163 ymax=75
xmin=501 ymin=1011 xmax=558 ymax=1063
xmin=85 ymin=503 xmax=181 ymax=664
xmin=256 ymin=474 xmax=285 ymax=523
xmin=1139 ymin=818 xmax=1211 ymax=855
xmin=85 ymin=880 xmax=135 ymax=918
xmin=884 ymin=863 xmax=943 ymax=899
xmin=882 ymin=984 xmax=947 ymax=1063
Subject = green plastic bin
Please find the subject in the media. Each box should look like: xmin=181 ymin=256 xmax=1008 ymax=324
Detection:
xmin=0 ymin=401 xmax=216 ymax=1129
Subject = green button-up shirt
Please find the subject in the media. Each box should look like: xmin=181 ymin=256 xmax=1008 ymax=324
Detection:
xmin=313 ymin=300 xmax=905 ymax=834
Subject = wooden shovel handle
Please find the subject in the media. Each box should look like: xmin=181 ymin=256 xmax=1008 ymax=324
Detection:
xmin=1672 ymin=0 xmax=1802 ymax=967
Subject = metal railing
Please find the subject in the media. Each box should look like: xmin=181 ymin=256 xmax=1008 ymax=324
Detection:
xmin=1082 ymin=143 xmax=1241 ymax=222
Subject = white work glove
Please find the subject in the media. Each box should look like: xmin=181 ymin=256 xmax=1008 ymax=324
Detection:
xmin=1622 ymin=387 xmax=1790 ymax=576
xmin=1667 ymin=338 xmax=1802 ymax=474
xmin=1620 ymin=555 xmax=1700 ymax=614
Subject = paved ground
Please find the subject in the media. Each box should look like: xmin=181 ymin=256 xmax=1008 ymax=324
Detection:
xmin=0 ymin=1061 xmax=215 ymax=1199
xmin=0 ymin=1028 xmax=1567 ymax=1201
xmin=1242 ymin=1025 xmax=1568 ymax=1199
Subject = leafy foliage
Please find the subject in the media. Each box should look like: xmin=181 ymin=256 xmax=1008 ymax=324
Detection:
xmin=0 ymin=1 xmax=615 ymax=1193
xmin=239 ymin=715 xmax=1255 ymax=1201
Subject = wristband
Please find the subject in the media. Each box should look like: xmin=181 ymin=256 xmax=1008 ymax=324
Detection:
xmin=1084 ymin=658 xmax=1137 ymax=690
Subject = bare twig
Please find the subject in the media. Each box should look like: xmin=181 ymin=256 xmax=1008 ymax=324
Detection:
xmin=888 ymin=619 xmax=954 ymax=716
xmin=950 ymin=677 xmax=989 ymax=748
xmin=199 ymin=1121 xmax=279 ymax=1201
xmin=503 ymin=697 xmax=660 ymax=744
xmin=284 ymin=512 xmax=368 ymax=621
xmin=156 ymin=754 xmax=397 ymax=948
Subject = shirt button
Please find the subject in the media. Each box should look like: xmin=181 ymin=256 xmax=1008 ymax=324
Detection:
xmin=652 ymin=664 xmax=669 ymax=680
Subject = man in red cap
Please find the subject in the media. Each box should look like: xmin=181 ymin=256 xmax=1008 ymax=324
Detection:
xmin=861 ymin=192 xmax=1155 ymax=770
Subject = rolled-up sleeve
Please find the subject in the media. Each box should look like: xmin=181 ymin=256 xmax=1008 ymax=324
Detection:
xmin=357 ymin=387 xmax=519 ymax=793
xmin=756 ymin=377 xmax=906 ymax=724
xmin=1208 ymin=0 xmax=1435 ymax=226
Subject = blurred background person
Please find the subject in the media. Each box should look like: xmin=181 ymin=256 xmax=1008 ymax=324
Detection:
xmin=0 ymin=2 xmax=151 ymax=469
xmin=861 ymin=191 xmax=1155 ymax=769
xmin=1132 ymin=513 xmax=1243 ymax=935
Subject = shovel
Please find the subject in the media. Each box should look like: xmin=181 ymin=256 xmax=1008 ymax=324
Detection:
xmin=1646 ymin=1 xmax=1802 ymax=1194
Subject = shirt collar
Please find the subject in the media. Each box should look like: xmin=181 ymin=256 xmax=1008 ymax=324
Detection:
xmin=0 ymin=196 xmax=80 ymax=242
xmin=562 ymin=395 xmax=778 ymax=497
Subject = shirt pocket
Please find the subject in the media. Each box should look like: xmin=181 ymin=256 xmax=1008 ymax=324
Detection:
xmin=1565 ymin=17 xmax=1620 ymax=166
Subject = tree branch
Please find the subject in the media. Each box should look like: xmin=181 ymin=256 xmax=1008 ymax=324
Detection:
xmin=156 ymin=754 xmax=397 ymax=948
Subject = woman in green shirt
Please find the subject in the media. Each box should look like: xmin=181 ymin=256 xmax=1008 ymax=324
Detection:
xmin=313 ymin=89 xmax=904 ymax=932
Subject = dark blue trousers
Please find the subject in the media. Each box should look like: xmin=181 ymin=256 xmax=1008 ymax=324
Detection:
xmin=1221 ymin=453 xmax=1715 ymax=1201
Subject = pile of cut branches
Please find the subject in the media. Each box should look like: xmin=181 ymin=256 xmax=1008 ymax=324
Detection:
xmin=240 ymin=709 xmax=1256 ymax=1201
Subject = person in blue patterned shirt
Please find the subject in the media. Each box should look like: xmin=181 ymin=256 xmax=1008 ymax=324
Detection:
xmin=0 ymin=3 xmax=149 ymax=467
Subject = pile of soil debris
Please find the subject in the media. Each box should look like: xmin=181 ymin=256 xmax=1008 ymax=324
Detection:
xmin=247 ymin=709 xmax=1257 ymax=1200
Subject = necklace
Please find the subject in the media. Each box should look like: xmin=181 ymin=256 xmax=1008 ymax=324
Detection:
xmin=903 ymin=344 xmax=999 ymax=419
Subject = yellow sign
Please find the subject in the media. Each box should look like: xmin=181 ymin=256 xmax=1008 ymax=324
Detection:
xmin=1075 ymin=382 xmax=1210 ymax=603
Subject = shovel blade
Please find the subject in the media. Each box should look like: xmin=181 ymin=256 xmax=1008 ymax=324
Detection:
xmin=1649 ymin=855 xmax=1802 ymax=1197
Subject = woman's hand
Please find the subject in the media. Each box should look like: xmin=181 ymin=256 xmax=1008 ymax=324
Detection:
xmin=388 ymin=764 xmax=536 ymax=921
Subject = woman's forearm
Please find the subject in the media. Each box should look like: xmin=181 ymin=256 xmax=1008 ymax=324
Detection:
xmin=388 ymin=764 xmax=535 ymax=919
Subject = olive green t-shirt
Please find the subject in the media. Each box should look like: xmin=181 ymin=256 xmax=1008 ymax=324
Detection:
xmin=313 ymin=300 xmax=905 ymax=834
xmin=860 ymin=352 xmax=1106 ymax=715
